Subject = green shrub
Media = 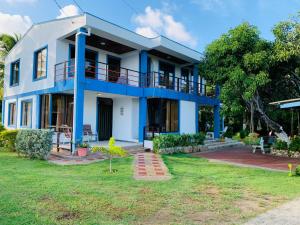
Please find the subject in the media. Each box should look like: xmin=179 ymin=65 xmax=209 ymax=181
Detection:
xmin=15 ymin=129 xmax=53 ymax=160
xmin=273 ymin=139 xmax=288 ymax=150
xmin=0 ymin=124 xmax=5 ymax=132
xmin=0 ymin=129 xmax=18 ymax=151
xmin=153 ymin=133 xmax=205 ymax=153
xmin=243 ymin=133 xmax=260 ymax=145
xmin=295 ymin=165 xmax=300 ymax=176
xmin=223 ymin=127 xmax=234 ymax=138
xmin=288 ymin=136 xmax=300 ymax=153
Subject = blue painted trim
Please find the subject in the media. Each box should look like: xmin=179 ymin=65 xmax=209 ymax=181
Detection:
xmin=10 ymin=59 xmax=20 ymax=87
xmin=193 ymin=64 xmax=199 ymax=95
xmin=7 ymin=101 xmax=17 ymax=128
xmin=139 ymin=50 xmax=148 ymax=87
xmin=1 ymin=100 xmax=5 ymax=125
xmin=33 ymin=45 xmax=48 ymax=81
xmin=20 ymin=98 xmax=33 ymax=128
xmin=96 ymin=97 xmax=99 ymax=135
xmin=68 ymin=44 xmax=74 ymax=77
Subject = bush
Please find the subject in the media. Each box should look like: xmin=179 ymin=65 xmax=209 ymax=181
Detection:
xmin=289 ymin=136 xmax=300 ymax=153
xmin=15 ymin=129 xmax=53 ymax=160
xmin=153 ymin=133 xmax=205 ymax=153
xmin=0 ymin=124 xmax=5 ymax=132
xmin=273 ymin=139 xmax=288 ymax=150
xmin=0 ymin=129 xmax=18 ymax=151
xmin=243 ymin=133 xmax=260 ymax=145
xmin=223 ymin=127 xmax=234 ymax=138
xmin=295 ymin=165 xmax=300 ymax=176
xmin=239 ymin=130 xmax=249 ymax=139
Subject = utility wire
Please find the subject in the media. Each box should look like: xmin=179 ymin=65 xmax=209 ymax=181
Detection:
xmin=72 ymin=0 xmax=84 ymax=13
xmin=52 ymin=0 xmax=67 ymax=17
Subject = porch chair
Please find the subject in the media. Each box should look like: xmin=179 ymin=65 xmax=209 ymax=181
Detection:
xmin=252 ymin=136 xmax=275 ymax=154
xmin=61 ymin=125 xmax=72 ymax=145
xmin=83 ymin=124 xmax=98 ymax=142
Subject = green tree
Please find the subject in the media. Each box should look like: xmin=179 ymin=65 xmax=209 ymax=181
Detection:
xmin=0 ymin=33 xmax=21 ymax=98
xmin=200 ymin=22 xmax=283 ymax=133
xmin=92 ymin=137 xmax=127 ymax=173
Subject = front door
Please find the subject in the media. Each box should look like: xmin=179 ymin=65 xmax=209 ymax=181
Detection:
xmin=97 ymin=98 xmax=113 ymax=140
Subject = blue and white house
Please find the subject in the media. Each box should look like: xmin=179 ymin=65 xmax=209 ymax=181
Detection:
xmin=2 ymin=13 xmax=221 ymax=152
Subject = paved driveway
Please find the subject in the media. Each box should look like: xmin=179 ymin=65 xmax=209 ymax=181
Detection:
xmin=193 ymin=146 xmax=300 ymax=171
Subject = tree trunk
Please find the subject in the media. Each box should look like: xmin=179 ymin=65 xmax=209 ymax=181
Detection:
xmin=252 ymin=92 xmax=290 ymax=143
xmin=250 ymin=101 xmax=254 ymax=133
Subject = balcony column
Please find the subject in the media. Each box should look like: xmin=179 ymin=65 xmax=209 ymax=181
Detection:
xmin=139 ymin=50 xmax=148 ymax=143
xmin=214 ymin=85 xmax=221 ymax=139
xmin=140 ymin=50 xmax=148 ymax=87
xmin=72 ymin=27 xmax=86 ymax=152
xmin=193 ymin=64 xmax=199 ymax=95
xmin=2 ymin=100 xmax=5 ymax=125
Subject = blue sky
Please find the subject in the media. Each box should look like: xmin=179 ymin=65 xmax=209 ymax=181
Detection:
xmin=0 ymin=0 xmax=300 ymax=51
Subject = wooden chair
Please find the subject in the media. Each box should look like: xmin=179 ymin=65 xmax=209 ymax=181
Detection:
xmin=83 ymin=124 xmax=98 ymax=142
xmin=61 ymin=125 xmax=72 ymax=144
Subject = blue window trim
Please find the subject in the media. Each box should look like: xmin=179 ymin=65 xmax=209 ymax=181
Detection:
xmin=20 ymin=99 xmax=33 ymax=128
xmin=7 ymin=101 xmax=17 ymax=128
xmin=33 ymin=45 xmax=48 ymax=81
xmin=69 ymin=44 xmax=99 ymax=78
xmin=10 ymin=59 xmax=20 ymax=87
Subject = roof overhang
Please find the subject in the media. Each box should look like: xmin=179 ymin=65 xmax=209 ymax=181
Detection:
xmin=269 ymin=98 xmax=300 ymax=109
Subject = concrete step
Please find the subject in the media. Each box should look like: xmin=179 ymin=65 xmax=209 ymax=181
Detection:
xmin=206 ymin=141 xmax=244 ymax=150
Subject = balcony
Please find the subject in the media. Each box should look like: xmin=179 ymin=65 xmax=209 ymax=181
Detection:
xmin=54 ymin=60 xmax=215 ymax=97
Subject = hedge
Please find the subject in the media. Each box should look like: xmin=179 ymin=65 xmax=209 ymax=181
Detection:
xmin=0 ymin=129 xmax=19 ymax=151
xmin=153 ymin=133 xmax=205 ymax=154
xmin=15 ymin=129 xmax=53 ymax=160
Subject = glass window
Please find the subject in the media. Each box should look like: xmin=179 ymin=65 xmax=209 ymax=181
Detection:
xmin=40 ymin=95 xmax=50 ymax=129
xmin=21 ymin=101 xmax=32 ymax=127
xmin=8 ymin=102 xmax=16 ymax=126
xmin=34 ymin=47 xmax=47 ymax=79
xmin=159 ymin=61 xmax=175 ymax=89
xmin=10 ymin=60 xmax=20 ymax=86
xmin=147 ymin=98 xmax=178 ymax=132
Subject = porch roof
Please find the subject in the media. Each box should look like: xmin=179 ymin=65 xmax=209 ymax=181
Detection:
xmin=269 ymin=98 xmax=300 ymax=109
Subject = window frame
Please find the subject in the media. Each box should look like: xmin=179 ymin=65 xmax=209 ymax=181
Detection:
xmin=33 ymin=45 xmax=48 ymax=81
xmin=8 ymin=102 xmax=17 ymax=127
xmin=10 ymin=59 xmax=20 ymax=87
xmin=20 ymin=99 xmax=33 ymax=128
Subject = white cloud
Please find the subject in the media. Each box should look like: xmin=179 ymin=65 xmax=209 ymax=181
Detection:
xmin=0 ymin=12 xmax=32 ymax=35
xmin=57 ymin=4 xmax=80 ymax=19
xmin=5 ymin=0 xmax=37 ymax=4
xmin=133 ymin=6 xmax=197 ymax=48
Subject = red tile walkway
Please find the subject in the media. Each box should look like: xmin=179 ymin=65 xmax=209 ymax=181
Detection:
xmin=193 ymin=146 xmax=300 ymax=171
xmin=134 ymin=153 xmax=171 ymax=180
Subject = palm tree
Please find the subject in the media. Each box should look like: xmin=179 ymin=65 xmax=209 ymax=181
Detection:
xmin=0 ymin=33 xmax=21 ymax=101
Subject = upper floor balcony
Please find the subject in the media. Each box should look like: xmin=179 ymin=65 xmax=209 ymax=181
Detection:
xmin=54 ymin=60 xmax=216 ymax=97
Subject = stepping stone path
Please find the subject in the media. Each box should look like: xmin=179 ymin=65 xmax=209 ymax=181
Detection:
xmin=134 ymin=153 xmax=171 ymax=181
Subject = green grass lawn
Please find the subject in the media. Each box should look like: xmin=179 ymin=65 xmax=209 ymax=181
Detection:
xmin=0 ymin=152 xmax=300 ymax=225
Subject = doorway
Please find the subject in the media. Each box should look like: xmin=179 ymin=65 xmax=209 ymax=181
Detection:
xmin=97 ymin=98 xmax=113 ymax=140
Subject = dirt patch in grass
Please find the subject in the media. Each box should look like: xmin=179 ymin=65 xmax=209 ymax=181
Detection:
xmin=56 ymin=211 xmax=80 ymax=221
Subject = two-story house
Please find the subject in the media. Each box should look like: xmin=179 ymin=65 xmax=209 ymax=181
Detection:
xmin=2 ymin=13 xmax=221 ymax=152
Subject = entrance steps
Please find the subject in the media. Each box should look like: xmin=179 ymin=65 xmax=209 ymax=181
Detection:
xmin=204 ymin=139 xmax=244 ymax=150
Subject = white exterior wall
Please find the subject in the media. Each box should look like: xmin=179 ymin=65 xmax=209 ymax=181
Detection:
xmin=4 ymin=95 xmax=38 ymax=129
xmin=83 ymin=91 xmax=98 ymax=134
xmin=112 ymin=97 xmax=139 ymax=142
xmin=180 ymin=100 xmax=196 ymax=134
xmin=4 ymin=16 xmax=85 ymax=98
xmin=121 ymin=51 xmax=140 ymax=86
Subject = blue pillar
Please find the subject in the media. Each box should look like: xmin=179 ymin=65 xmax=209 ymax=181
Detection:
xmin=36 ymin=95 xmax=40 ymax=128
xmin=139 ymin=97 xmax=147 ymax=142
xmin=72 ymin=27 xmax=86 ymax=152
xmin=140 ymin=50 xmax=148 ymax=87
xmin=193 ymin=64 xmax=199 ymax=95
xmin=214 ymin=85 xmax=221 ymax=138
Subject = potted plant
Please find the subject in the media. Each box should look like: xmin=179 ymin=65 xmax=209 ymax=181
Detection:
xmin=77 ymin=142 xmax=90 ymax=157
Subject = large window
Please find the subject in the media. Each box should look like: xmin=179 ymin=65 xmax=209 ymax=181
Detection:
xmin=33 ymin=47 xmax=47 ymax=80
xmin=21 ymin=100 xmax=32 ymax=127
xmin=51 ymin=94 xmax=74 ymax=130
xmin=10 ymin=60 xmax=20 ymax=86
xmin=147 ymin=98 xmax=178 ymax=132
xmin=40 ymin=95 xmax=50 ymax=129
xmin=8 ymin=102 xmax=16 ymax=126
xmin=107 ymin=56 xmax=121 ymax=82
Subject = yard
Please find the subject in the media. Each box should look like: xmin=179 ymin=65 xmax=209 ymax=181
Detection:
xmin=0 ymin=151 xmax=300 ymax=225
